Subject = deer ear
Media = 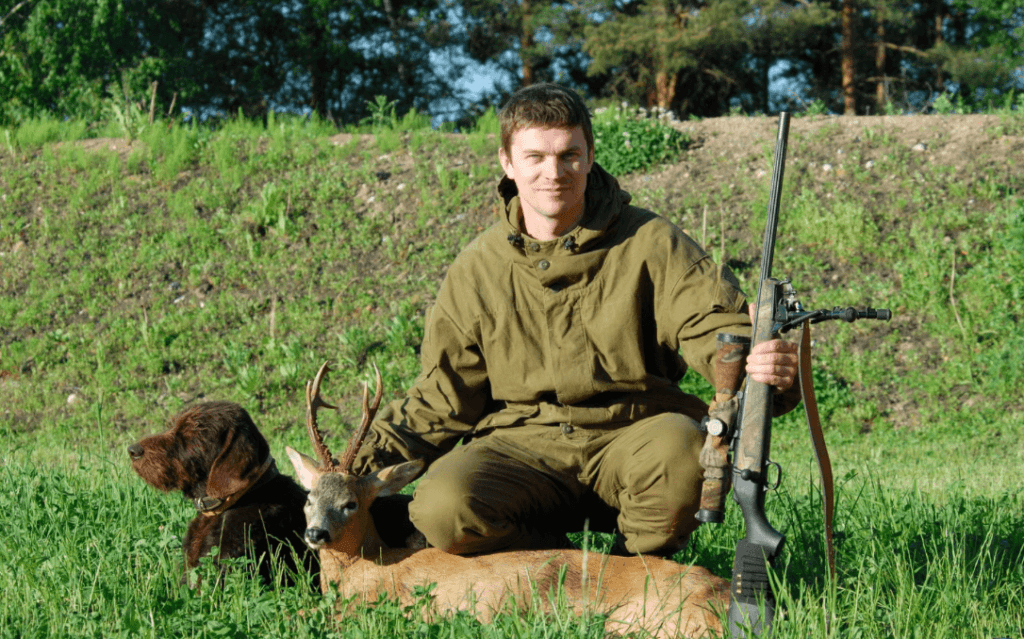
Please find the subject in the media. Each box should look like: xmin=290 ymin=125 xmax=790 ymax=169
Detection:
xmin=286 ymin=446 xmax=322 ymax=490
xmin=368 ymin=459 xmax=425 ymax=497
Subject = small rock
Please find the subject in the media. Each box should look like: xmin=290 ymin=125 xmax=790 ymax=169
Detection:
xmin=822 ymin=163 xmax=833 ymax=172
xmin=864 ymin=160 xmax=875 ymax=169
xmin=912 ymin=142 xmax=928 ymax=152
xmin=67 ymin=393 xmax=81 ymax=406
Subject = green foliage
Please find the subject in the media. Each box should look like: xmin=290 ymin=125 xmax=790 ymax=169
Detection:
xmin=363 ymin=95 xmax=400 ymax=132
xmin=352 ymin=97 xmax=433 ymax=137
xmin=804 ymin=99 xmax=830 ymax=116
xmin=932 ymin=93 xmax=959 ymax=115
xmin=470 ymin=107 xmax=500 ymax=136
xmin=4 ymin=116 xmax=89 ymax=151
xmin=592 ymin=103 xmax=690 ymax=176
xmin=106 ymin=97 xmax=149 ymax=142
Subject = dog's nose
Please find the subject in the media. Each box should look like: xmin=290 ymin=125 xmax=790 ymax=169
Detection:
xmin=305 ymin=528 xmax=330 ymax=545
xmin=127 ymin=443 xmax=145 ymax=460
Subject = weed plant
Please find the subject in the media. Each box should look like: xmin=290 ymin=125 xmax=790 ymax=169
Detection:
xmin=592 ymin=104 xmax=691 ymax=176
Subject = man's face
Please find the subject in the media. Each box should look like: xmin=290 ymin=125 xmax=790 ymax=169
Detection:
xmin=499 ymin=126 xmax=594 ymax=236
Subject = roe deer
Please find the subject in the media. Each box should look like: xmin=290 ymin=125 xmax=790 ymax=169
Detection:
xmin=286 ymin=362 xmax=730 ymax=638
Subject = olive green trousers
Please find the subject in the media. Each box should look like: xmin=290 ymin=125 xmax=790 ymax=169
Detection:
xmin=408 ymin=412 xmax=705 ymax=556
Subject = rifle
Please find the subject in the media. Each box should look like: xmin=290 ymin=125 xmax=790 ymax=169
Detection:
xmin=696 ymin=112 xmax=892 ymax=637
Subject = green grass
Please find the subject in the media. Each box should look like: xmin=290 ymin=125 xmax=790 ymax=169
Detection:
xmin=1 ymin=108 xmax=1023 ymax=637
xmin=1 ymin=451 xmax=1020 ymax=638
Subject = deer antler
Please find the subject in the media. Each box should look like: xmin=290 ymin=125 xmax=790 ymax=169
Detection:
xmin=337 ymin=363 xmax=383 ymax=474
xmin=305 ymin=361 xmax=339 ymax=471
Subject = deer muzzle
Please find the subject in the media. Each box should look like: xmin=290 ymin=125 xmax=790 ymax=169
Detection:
xmin=304 ymin=527 xmax=331 ymax=549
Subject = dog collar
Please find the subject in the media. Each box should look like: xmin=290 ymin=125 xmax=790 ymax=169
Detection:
xmin=195 ymin=455 xmax=279 ymax=516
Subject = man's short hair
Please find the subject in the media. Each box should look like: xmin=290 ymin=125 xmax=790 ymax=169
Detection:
xmin=499 ymin=83 xmax=594 ymax=156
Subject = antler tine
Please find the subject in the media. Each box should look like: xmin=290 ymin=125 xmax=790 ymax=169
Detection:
xmin=305 ymin=361 xmax=339 ymax=470
xmin=338 ymin=363 xmax=383 ymax=474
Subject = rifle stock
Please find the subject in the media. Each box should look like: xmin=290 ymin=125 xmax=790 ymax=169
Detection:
xmin=727 ymin=278 xmax=786 ymax=637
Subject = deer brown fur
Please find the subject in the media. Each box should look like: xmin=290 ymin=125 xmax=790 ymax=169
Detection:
xmin=288 ymin=362 xmax=730 ymax=638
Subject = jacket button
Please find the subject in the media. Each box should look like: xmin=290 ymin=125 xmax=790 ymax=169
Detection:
xmin=538 ymin=260 xmax=550 ymax=270
xmin=529 ymin=242 xmax=541 ymax=252
xmin=560 ymin=423 xmax=573 ymax=435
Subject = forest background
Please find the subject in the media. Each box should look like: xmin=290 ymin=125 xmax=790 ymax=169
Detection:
xmin=1 ymin=0 xmax=1023 ymax=127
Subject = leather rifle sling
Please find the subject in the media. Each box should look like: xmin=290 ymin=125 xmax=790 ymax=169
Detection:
xmin=799 ymin=320 xmax=836 ymax=580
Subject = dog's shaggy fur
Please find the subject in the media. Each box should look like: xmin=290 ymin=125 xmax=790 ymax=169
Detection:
xmin=129 ymin=401 xmax=316 ymax=586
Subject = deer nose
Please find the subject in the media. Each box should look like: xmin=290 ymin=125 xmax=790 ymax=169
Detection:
xmin=305 ymin=528 xmax=330 ymax=545
xmin=127 ymin=444 xmax=144 ymax=460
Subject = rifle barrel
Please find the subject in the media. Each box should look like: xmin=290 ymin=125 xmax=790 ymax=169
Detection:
xmin=751 ymin=113 xmax=791 ymax=340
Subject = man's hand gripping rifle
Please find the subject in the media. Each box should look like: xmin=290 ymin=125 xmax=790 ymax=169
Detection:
xmin=695 ymin=113 xmax=892 ymax=638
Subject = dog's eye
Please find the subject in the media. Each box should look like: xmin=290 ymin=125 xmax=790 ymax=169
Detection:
xmin=344 ymin=501 xmax=357 ymax=511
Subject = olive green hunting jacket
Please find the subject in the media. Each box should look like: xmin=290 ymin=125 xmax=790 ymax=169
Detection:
xmin=352 ymin=163 xmax=798 ymax=475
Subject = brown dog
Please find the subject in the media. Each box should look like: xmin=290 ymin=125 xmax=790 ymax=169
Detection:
xmin=128 ymin=401 xmax=316 ymax=586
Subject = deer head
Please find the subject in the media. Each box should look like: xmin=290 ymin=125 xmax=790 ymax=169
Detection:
xmin=285 ymin=362 xmax=423 ymax=557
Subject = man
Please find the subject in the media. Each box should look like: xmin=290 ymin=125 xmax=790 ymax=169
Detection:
xmin=351 ymin=83 xmax=799 ymax=557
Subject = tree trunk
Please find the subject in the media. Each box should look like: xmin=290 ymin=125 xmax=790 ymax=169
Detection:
xmin=876 ymin=13 xmax=886 ymax=111
xmin=842 ymin=0 xmax=856 ymax=115
xmin=521 ymin=0 xmax=534 ymax=85
xmin=382 ymin=0 xmax=408 ymax=86
xmin=304 ymin=5 xmax=330 ymax=122
xmin=762 ymin=22 xmax=772 ymax=115
xmin=934 ymin=1 xmax=946 ymax=92
xmin=655 ymin=71 xmax=677 ymax=109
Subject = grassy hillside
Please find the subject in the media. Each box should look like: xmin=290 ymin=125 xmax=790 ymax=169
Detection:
xmin=1 ymin=109 xmax=1022 ymax=638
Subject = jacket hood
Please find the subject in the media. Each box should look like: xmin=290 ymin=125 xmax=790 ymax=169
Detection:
xmin=498 ymin=162 xmax=632 ymax=253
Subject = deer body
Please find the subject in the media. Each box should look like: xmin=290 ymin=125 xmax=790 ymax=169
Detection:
xmin=289 ymin=363 xmax=728 ymax=638
xmin=318 ymin=545 xmax=728 ymax=637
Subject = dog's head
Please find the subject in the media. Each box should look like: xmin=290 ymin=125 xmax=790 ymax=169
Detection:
xmin=128 ymin=402 xmax=272 ymax=508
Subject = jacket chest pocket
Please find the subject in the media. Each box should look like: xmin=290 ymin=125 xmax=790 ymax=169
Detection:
xmin=577 ymin=282 xmax=652 ymax=390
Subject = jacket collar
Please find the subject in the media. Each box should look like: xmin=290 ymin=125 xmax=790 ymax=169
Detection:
xmin=498 ymin=162 xmax=631 ymax=254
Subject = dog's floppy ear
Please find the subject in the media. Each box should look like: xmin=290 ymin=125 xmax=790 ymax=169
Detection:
xmin=205 ymin=406 xmax=268 ymax=501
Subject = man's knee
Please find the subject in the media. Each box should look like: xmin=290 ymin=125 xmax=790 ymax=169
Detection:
xmin=408 ymin=456 xmax=483 ymax=553
xmin=619 ymin=413 xmax=703 ymax=488
xmin=615 ymin=413 xmax=705 ymax=555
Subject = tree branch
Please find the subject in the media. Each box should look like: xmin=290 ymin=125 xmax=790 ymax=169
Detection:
xmin=0 ymin=0 xmax=32 ymax=32
xmin=883 ymin=42 xmax=929 ymax=57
